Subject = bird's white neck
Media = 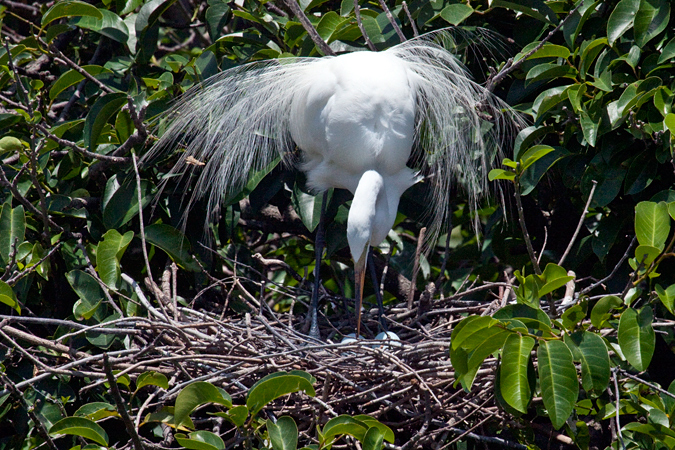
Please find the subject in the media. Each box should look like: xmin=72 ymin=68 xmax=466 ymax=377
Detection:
xmin=347 ymin=169 xmax=417 ymax=264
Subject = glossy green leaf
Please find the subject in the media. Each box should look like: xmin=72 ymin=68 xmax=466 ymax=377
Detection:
xmin=144 ymin=224 xmax=200 ymax=271
xmin=96 ymin=229 xmax=133 ymax=290
xmin=622 ymin=422 xmax=675 ymax=447
xmin=538 ymin=263 xmax=575 ymax=297
xmin=532 ymin=85 xmax=569 ymax=121
xmin=213 ymin=405 xmax=248 ymax=427
xmin=268 ymin=416 xmax=298 ymax=450
xmin=580 ymin=109 xmax=600 ymax=147
xmin=174 ymin=382 xmax=232 ymax=427
xmin=537 ymin=340 xmax=579 ymax=429
xmin=635 ymin=201 xmax=670 ymax=250
xmin=247 ymin=372 xmax=315 ymax=418
xmin=658 ymin=36 xmax=675 ymax=63
xmin=618 ymin=306 xmax=655 ymax=371
xmin=42 ymin=1 xmax=102 ymax=27
xmin=450 ymin=316 xmax=500 ymax=350
xmin=565 ymin=332 xmax=610 ymax=393
xmin=440 ymin=3 xmax=473 ymax=25
xmin=607 ymin=0 xmax=639 ymax=45
xmin=0 ymin=205 xmax=25 ymax=266
xmin=561 ymin=303 xmax=586 ymax=330
xmin=71 ymin=9 xmax=129 ymax=44
xmin=362 ymin=426 xmax=385 ymax=450
xmin=494 ymin=304 xmax=552 ymax=327
xmin=500 ymin=334 xmax=534 ymax=413
xmin=488 ymin=168 xmax=515 ymax=181
xmin=0 ymin=280 xmax=20 ymax=314
xmin=634 ymin=0 xmax=670 ymax=48
xmin=49 ymin=417 xmax=109 ymax=446
xmin=524 ymin=43 xmax=571 ymax=60
xmin=632 ymin=244 xmax=661 ymax=269
xmin=519 ymin=145 xmax=554 ymax=173
xmin=84 ymin=93 xmax=127 ymax=151
xmin=136 ymin=371 xmax=169 ymax=391
xmin=67 ymin=270 xmax=104 ymax=320
xmin=655 ymin=284 xmax=675 ymax=315
xmin=591 ymin=295 xmax=623 ymax=329
xmin=321 ymin=415 xmax=368 ymax=445
xmin=490 ymin=0 xmax=557 ymax=23
xmin=175 ymin=431 xmax=224 ymax=450
xmin=101 ymin=178 xmax=151 ymax=229
xmin=579 ymin=38 xmax=608 ymax=76
xmin=292 ymin=185 xmax=330 ymax=232
xmin=49 ymin=65 xmax=112 ymax=100
xmin=73 ymin=402 xmax=117 ymax=421
xmin=352 ymin=416 xmax=394 ymax=443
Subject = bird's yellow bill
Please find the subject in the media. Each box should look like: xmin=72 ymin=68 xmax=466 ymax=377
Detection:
xmin=354 ymin=250 xmax=367 ymax=338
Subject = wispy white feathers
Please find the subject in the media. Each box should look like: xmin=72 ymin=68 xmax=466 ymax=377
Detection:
xmin=148 ymin=29 xmax=520 ymax=248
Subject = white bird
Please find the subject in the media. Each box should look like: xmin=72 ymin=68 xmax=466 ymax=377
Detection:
xmin=149 ymin=31 xmax=517 ymax=338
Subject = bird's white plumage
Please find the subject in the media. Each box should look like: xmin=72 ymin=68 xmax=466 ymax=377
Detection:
xmin=148 ymin=30 xmax=518 ymax=263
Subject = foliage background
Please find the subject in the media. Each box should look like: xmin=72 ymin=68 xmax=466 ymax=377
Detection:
xmin=1 ymin=0 xmax=675 ymax=449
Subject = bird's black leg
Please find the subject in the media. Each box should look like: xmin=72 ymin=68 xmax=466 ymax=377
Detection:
xmin=308 ymin=190 xmax=329 ymax=339
xmin=368 ymin=248 xmax=387 ymax=332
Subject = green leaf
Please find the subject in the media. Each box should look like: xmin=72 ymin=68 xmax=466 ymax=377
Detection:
xmin=579 ymin=38 xmax=608 ymax=77
xmin=519 ymin=145 xmax=555 ymax=173
xmin=362 ymin=426 xmax=385 ymax=450
xmin=632 ymin=244 xmax=661 ymax=269
xmin=561 ymin=303 xmax=586 ymax=330
xmin=537 ymin=340 xmax=579 ymax=430
xmin=659 ymin=36 xmax=675 ymax=63
xmin=618 ymin=306 xmax=655 ymax=371
xmin=655 ymin=284 xmax=675 ymax=315
xmin=580 ymin=109 xmax=600 ymax=147
xmin=440 ymin=3 xmax=473 ymax=25
xmin=664 ymin=113 xmax=675 ymax=134
xmin=591 ymin=295 xmax=623 ymax=329
xmin=526 ymin=43 xmax=571 ymax=60
xmin=450 ymin=316 xmax=499 ymax=351
xmin=292 ymin=185 xmax=330 ymax=232
xmin=0 ymin=280 xmax=20 ymax=314
xmin=73 ymin=402 xmax=117 ymax=421
xmin=136 ymin=371 xmax=169 ymax=391
xmin=49 ymin=66 xmax=112 ymax=100
xmin=352 ymin=416 xmax=394 ymax=443
xmin=490 ymin=0 xmax=557 ymax=23
xmin=607 ymin=0 xmax=639 ymax=45
xmin=268 ymin=416 xmax=298 ymax=450
xmin=212 ymin=405 xmax=248 ymax=427
xmin=532 ymin=85 xmax=569 ymax=121
xmin=500 ymin=334 xmax=534 ymax=413
xmin=0 ymin=205 xmax=25 ymax=267
xmin=175 ymin=431 xmax=225 ymax=450
xmin=96 ymin=229 xmax=133 ymax=290
xmin=488 ymin=168 xmax=515 ymax=181
xmin=494 ymin=304 xmax=552 ymax=327
xmin=247 ymin=372 xmax=315 ymax=418
xmin=565 ymin=332 xmax=610 ymax=393
xmin=0 ymin=136 xmax=23 ymax=152
xmin=174 ymin=382 xmax=232 ymax=427
xmin=67 ymin=270 xmax=105 ymax=320
xmin=84 ymin=93 xmax=126 ymax=151
xmin=316 ymin=11 xmax=347 ymax=42
xmin=634 ymin=0 xmax=670 ymax=47
xmin=71 ymin=10 xmax=130 ymax=44
xmin=538 ymin=263 xmax=575 ymax=297
xmin=42 ymin=1 xmax=102 ymax=27
xmin=321 ymin=415 xmax=368 ymax=445
xmin=49 ymin=417 xmax=109 ymax=446
xmin=635 ymin=201 xmax=670 ymax=250
xmin=144 ymin=224 xmax=200 ymax=271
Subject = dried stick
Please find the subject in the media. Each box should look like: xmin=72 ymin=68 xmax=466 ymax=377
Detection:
xmin=354 ymin=0 xmax=377 ymax=51
xmin=514 ymin=178 xmax=541 ymax=275
xmin=613 ymin=367 xmax=626 ymax=450
xmin=377 ymin=0 xmax=406 ymax=42
xmin=103 ymin=354 xmax=145 ymax=450
xmin=407 ymin=227 xmax=427 ymax=308
xmin=559 ymin=180 xmax=597 ymax=266
xmin=281 ymin=0 xmax=335 ymax=56
xmin=401 ymin=2 xmax=418 ymax=37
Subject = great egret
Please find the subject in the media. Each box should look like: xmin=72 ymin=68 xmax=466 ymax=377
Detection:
xmin=149 ymin=31 xmax=516 ymax=338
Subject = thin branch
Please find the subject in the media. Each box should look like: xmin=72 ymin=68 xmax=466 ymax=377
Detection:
xmin=377 ymin=0 xmax=406 ymax=42
xmin=408 ymin=227 xmax=426 ymax=308
xmin=280 ymin=0 xmax=335 ymax=56
xmin=486 ymin=1 xmax=583 ymax=92
xmin=580 ymin=237 xmax=636 ymax=296
xmin=613 ymin=368 xmax=626 ymax=450
xmin=401 ymin=2 xmax=418 ymax=37
xmin=354 ymin=0 xmax=377 ymax=51
xmin=103 ymin=354 xmax=145 ymax=450
xmin=559 ymin=180 xmax=597 ymax=266
xmin=514 ymin=177 xmax=541 ymax=275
